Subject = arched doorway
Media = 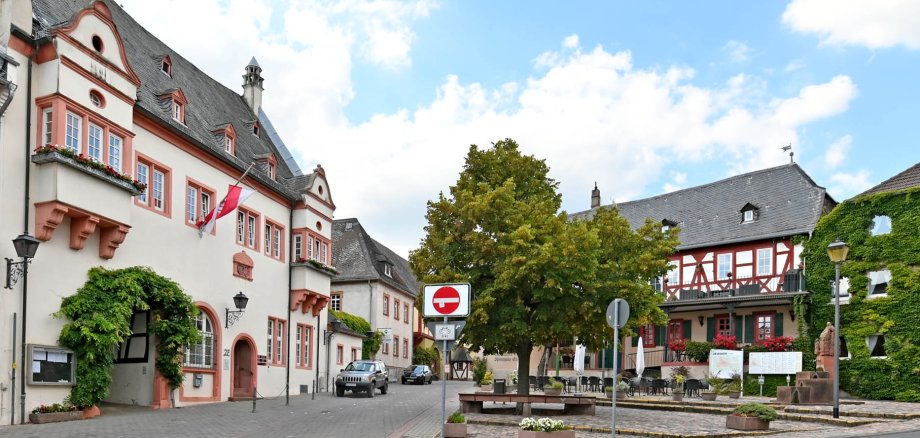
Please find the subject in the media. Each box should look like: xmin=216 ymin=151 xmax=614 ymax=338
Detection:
xmin=231 ymin=336 xmax=257 ymax=399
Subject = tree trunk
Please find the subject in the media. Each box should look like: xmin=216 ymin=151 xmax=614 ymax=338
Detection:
xmin=537 ymin=344 xmax=551 ymax=377
xmin=516 ymin=339 xmax=532 ymax=414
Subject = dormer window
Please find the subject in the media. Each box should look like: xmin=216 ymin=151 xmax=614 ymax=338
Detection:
xmin=268 ymin=162 xmax=275 ymax=180
xmin=160 ymin=89 xmax=189 ymax=125
xmin=224 ymin=135 xmax=233 ymax=153
xmin=161 ymin=56 xmax=172 ymax=77
xmin=252 ymin=122 xmax=260 ymax=136
xmin=740 ymin=203 xmax=759 ymax=223
xmin=661 ymin=219 xmax=677 ymax=233
xmin=172 ymin=101 xmax=183 ymax=122
xmin=383 ymin=264 xmax=392 ymax=277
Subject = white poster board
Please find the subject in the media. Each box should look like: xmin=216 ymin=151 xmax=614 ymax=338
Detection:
xmin=708 ymin=349 xmax=743 ymax=378
xmin=748 ymin=352 xmax=803 ymax=375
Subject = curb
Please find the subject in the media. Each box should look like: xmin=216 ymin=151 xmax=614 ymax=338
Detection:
xmin=467 ymin=418 xmax=783 ymax=438
xmin=598 ymin=401 xmax=877 ymax=427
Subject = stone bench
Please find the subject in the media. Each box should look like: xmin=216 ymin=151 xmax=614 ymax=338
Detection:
xmin=459 ymin=392 xmax=596 ymax=416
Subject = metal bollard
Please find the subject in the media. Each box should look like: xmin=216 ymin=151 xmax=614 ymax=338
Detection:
xmin=252 ymin=385 xmax=257 ymax=413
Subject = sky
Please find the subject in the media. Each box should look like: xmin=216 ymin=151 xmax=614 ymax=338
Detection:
xmin=120 ymin=0 xmax=920 ymax=258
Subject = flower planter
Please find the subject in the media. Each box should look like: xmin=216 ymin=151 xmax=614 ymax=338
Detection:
xmin=726 ymin=414 xmax=770 ymax=431
xmin=519 ymin=430 xmax=576 ymax=438
xmin=672 ymin=392 xmax=684 ymax=402
xmin=480 ymin=384 xmax=493 ymax=392
xmin=728 ymin=391 xmax=741 ymax=399
xmin=444 ymin=422 xmax=467 ymax=437
xmin=543 ymin=387 xmax=562 ymax=396
xmin=32 ymin=151 xmax=143 ymax=195
xmin=701 ymin=392 xmax=718 ymax=401
xmin=83 ymin=405 xmax=101 ymax=419
xmin=28 ymin=410 xmax=84 ymax=424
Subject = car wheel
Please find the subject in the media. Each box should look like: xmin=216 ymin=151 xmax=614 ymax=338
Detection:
xmin=427 ymin=377 xmax=432 ymax=384
xmin=381 ymin=381 xmax=389 ymax=394
xmin=368 ymin=384 xmax=375 ymax=398
xmin=401 ymin=378 xmax=406 ymax=384
xmin=336 ymin=388 xmax=344 ymax=397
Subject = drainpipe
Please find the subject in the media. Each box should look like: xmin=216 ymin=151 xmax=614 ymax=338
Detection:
xmin=315 ymin=312 xmax=321 ymax=392
xmin=285 ymin=206 xmax=293 ymax=405
xmin=18 ymin=37 xmax=35 ymax=426
xmin=368 ymin=280 xmax=374 ymax=359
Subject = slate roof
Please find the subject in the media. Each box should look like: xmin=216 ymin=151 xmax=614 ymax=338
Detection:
xmin=29 ymin=0 xmax=310 ymax=199
xmin=858 ymin=162 xmax=920 ymax=197
xmin=331 ymin=219 xmax=420 ymax=297
xmin=570 ymin=164 xmax=835 ymax=250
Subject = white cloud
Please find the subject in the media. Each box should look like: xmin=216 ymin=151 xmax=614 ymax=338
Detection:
xmin=783 ymin=0 xmax=920 ymax=50
xmin=723 ymin=40 xmax=752 ymax=62
xmin=784 ymin=59 xmax=806 ymax=72
xmin=114 ymin=5 xmax=861 ymax=257
xmin=824 ymin=135 xmax=852 ymax=169
xmin=829 ymin=170 xmax=873 ymax=199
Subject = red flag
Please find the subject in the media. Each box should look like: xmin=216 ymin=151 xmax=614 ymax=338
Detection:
xmin=199 ymin=185 xmax=255 ymax=235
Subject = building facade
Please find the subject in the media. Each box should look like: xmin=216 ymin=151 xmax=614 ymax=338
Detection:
xmin=572 ymin=163 xmax=835 ymax=378
xmin=331 ymin=218 xmax=419 ymax=376
xmin=0 ymin=0 xmax=338 ymax=424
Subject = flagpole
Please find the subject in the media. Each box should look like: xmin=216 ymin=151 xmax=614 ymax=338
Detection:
xmin=198 ymin=162 xmax=256 ymax=237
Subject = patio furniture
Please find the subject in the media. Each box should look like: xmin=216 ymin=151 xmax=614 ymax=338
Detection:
xmin=603 ymin=377 xmax=614 ymax=392
xmin=685 ymin=379 xmax=702 ymax=397
xmin=529 ymin=375 xmax=538 ymax=391
xmin=651 ymin=378 xmax=668 ymax=395
xmin=567 ymin=376 xmax=578 ymax=393
xmin=587 ymin=376 xmax=600 ymax=392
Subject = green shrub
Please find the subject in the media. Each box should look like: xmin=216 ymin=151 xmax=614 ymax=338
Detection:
xmin=685 ymin=341 xmax=712 ymax=362
xmin=547 ymin=380 xmax=564 ymax=390
xmin=471 ymin=357 xmax=489 ymax=384
xmin=732 ymin=403 xmax=778 ymax=422
xmin=447 ymin=411 xmax=465 ymax=423
xmin=330 ymin=310 xmax=382 ymax=359
xmin=743 ymin=374 xmax=794 ymax=397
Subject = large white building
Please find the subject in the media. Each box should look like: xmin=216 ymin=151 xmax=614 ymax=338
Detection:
xmin=0 ymin=0 xmax=345 ymax=424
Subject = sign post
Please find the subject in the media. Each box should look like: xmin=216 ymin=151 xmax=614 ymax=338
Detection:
xmin=424 ymin=283 xmax=471 ymax=438
xmin=606 ymin=298 xmax=629 ymax=437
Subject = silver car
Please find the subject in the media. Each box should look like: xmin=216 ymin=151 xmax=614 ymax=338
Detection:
xmin=335 ymin=360 xmax=389 ymax=397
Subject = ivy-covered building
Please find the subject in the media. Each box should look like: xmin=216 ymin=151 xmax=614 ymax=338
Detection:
xmin=0 ymin=0 xmax=339 ymax=424
xmin=801 ymin=161 xmax=920 ymax=401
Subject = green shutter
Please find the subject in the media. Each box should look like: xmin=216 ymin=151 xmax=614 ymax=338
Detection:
xmin=775 ymin=313 xmax=784 ymax=337
xmin=744 ymin=315 xmax=754 ymax=343
xmin=682 ymin=320 xmax=692 ymax=340
xmin=706 ymin=317 xmax=715 ymax=341
xmin=734 ymin=315 xmax=743 ymax=339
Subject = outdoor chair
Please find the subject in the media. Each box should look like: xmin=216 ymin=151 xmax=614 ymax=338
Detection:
xmin=537 ymin=376 xmax=549 ymax=391
xmin=567 ymin=376 xmax=578 ymax=393
xmin=685 ymin=379 xmax=702 ymax=397
xmin=638 ymin=377 xmax=651 ymax=395
xmin=603 ymin=377 xmax=614 ymax=392
xmin=529 ymin=375 xmax=538 ymax=391
xmin=651 ymin=378 xmax=668 ymax=395
xmin=587 ymin=376 xmax=600 ymax=392
xmin=580 ymin=376 xmax=589 ymax=390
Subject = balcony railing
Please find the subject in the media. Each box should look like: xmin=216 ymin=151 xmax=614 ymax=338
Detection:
xmin=666 ymin=269 xmax=805 ymax=301
xmin=624 ymin=349 xmax=664 ymax=371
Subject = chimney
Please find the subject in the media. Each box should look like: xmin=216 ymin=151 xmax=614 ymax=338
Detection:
xmin=242 ymin=57 xmax=264 ymax=115
xmin=591 ymin=182 xmax=601 ymax=209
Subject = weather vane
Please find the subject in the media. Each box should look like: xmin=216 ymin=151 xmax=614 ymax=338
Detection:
xmin=781 ymin=144 xmax=793 ymax=164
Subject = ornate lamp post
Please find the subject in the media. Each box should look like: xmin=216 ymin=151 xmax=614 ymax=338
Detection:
xmin=826 ymin=239 xmax=849 ymax=419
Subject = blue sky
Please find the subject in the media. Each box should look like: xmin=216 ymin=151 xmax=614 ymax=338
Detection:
xmin=123 ymin=0 xmax=920 ymax=257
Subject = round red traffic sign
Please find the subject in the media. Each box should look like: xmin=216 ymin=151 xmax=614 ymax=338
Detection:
xmin=432 ymin=286 xmax=461 ymax=315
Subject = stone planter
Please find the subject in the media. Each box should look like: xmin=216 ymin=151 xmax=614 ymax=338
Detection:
xmin=672 ymin=391 xmax=684 ymax=402
xmin=444 ymin=422 xmax=467 ymax=437
xmin=543 ymin=387 xmax=562 ymax=396
xmin=726 ymin=414 xmax=770 ymax=431
xmin=728 ymin=391 xmax=741 ymax=399
xmin=28 ymin=410 xmax=84 ymax=424
xmin=701 ymin=392 xmax=718 ymax=401
xmin=480 ymin=384 xmax=493 ymax=392
xmin=519 ymin=430 xmax=577 ymax=438
xmin=83 ymin=405 xmax=101 ymax=419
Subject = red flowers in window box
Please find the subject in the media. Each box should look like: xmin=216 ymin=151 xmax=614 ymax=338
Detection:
xmin=713 ymin=334 xmax=738 ymax=350
xmin=762 ymin=336 xmax=795 ymax=352
xmin=668 ymin=339 xmax=686 ymax=351
xmin=34 ymin=144 xmax=147 ymax=192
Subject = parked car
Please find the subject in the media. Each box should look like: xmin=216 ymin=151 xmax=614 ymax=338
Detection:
xmin=401 ymin=365 xmax=433 ymax=385
xmin=335 ymin=360 xmax=389 ymax=397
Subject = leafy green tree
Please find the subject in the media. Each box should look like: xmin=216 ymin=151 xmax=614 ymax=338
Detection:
xmin=410 ymin=139 xmax=676 ymax=396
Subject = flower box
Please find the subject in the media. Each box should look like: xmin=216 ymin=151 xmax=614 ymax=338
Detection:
xmin=28 ymin=410 xmax=84 ymax=424
xmin=726 ymin=414 xmax=770 ymax=431
xmin=32 ymin=151 xmax=143 ymax=195
xmin=444 ymin=422 xmax=467 ymax=437
xmin=519 ymin=431 xmax=576 ymax=438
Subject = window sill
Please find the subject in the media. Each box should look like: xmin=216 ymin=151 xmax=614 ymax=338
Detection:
xmin=828 ymin=296 xmax=851 ymax=305
xmin=32 ymin=151 xmax=143 ymax=196
xmin=866 ymin=294 xmax=888 ymax=300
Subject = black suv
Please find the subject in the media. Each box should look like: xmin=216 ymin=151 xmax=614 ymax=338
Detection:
xmin=335 ymin=360 xmax=389 ymax=397
xmin=401 ymin=365 xmax=433 ymax=385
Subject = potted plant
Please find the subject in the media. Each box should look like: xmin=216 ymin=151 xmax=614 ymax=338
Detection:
xmin=672 ymin=374 xmax=686 ymax=401
xmin=726 ymin=402 xmax=778 ymax=431
xmin=444 ymin=411 xmax=467 ymax=437
xmin=727 ymin=372 xmax=743 ymax=399
xmin=544 ymin=379 xmax=564 ymax=396
xmin=29 ymin=403 xmax=84 ymax=424
xmin=480 ymin=371 xmax=494 ymax=392
xmin=702 ymin=373 xmax=726 ymax=401
xmin=519 ymin=417 xmax=575 ymax=438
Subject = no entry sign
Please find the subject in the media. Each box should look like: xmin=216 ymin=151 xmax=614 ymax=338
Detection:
xmin=423 ymin=283 xmax=470 ymax=317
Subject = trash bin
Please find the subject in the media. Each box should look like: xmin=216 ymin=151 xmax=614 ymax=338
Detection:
xmin=494 ymin=378 xmax=506 ymax=394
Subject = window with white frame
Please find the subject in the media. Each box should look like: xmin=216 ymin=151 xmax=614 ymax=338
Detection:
xmin=65 ymin=111 xmax=81 ymax=153
xmin=185 ymin=182 xmax=213 ymax=226
xmin=263 ymin=220 xmax=283 ymax=260
xmin=108 ymin=134 xmax=122 ymax=169
xmin=293 ymin=235 xmax=302 ymax=262
xmin=867 ymin=270 xmax=890 ymax=296
xmin=867 ymin=334 xmax=886 ymax=357
xmin=403 ymin=338 xmax=408 ymax=358
xmin=756 ymin=248 xmax=773 ymax=276
xmin=224 ymin=135 xmax=233 ymax=154
xmin=743 ymin=210 xmax=754 ymax=222
xmin=136 ymin=162 xmax=149 ymax=203
xmin=295 ymin=324 xmax=312 ymax=368
xmin=236 ymin=208 xmax=259 ymax=250
xmin=666 ymin=260 xmax=679 ymax=285
xmin=135 ymin=156 xmax=170 ymax=214
xmin=717 ymin=253 xmax=732 ymax=280
xmin=87 ymin=123 xmax=103 ymax=161
xmin=184 ymin=310 xmax=214 ymax=368
xmin=337 ymin=345 xmax=344 ymax=365
xmin=152 ymin=170 xmax=165 ymax=210
xmin=871 ymin=216 xmax=892 ymax=236
xmin=42 ymin=108 xmax=53 ymax=145
xmin=172 ymin=101 xmax=183 ymax=123
xmin=384 ymin=264 xmax=392 ymax=277
xmin=330 ymin=293 xmax=342 ymax=311
xmin=267 ymin=317 xmax=286 ymax=365
xmin=832 ymin=277 xmax=851 ymax=298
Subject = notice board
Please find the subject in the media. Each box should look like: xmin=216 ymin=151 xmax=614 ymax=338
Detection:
xmin=748 ymin=351 xmax=803 ymax=375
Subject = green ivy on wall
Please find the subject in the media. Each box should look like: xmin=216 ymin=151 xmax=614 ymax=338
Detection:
xmin=330 ymin=309 xmax=382 ymax=359
xmin=55 ymin=267 xmax=200 ymax=408
xmin=801 ymin=187 xmax=920 ymax=401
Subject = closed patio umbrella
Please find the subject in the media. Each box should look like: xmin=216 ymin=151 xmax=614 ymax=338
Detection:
xmin=574 ymin=344 xmax=586 ymax=393
xmin=635 ymin=340 xmax=645 ymax=380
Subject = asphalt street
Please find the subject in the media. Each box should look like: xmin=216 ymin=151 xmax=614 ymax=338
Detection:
xmin=0 ymin=380 xmax=466 ymax=438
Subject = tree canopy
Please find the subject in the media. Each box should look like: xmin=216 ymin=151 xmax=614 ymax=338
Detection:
xmin=409 ymin=139 xmax=676 ymax=394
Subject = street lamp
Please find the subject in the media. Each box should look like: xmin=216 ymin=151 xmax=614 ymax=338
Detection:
xmin=225 ymin=292 xmax=249 ymax=328
xmin=5 ymin=233 xmax=39 ymax=289
xmin=827 ymin=239 xmax=849 ymax=419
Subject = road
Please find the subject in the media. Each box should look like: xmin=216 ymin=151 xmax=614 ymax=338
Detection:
xmin=0 ymin=380 xmax=467 ymax=438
